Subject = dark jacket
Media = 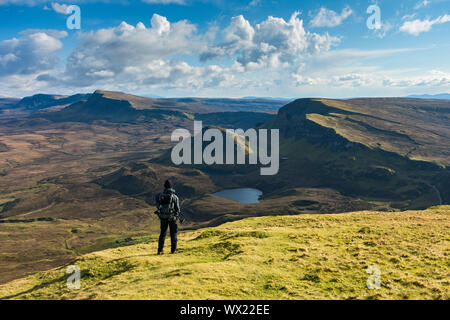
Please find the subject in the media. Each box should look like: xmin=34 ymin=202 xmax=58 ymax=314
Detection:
xmin=155 ymin=188 xmax=180 ymax=217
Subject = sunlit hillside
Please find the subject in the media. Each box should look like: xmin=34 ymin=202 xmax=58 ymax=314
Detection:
xmin=1 ymin=206 xmax=448 ymax=300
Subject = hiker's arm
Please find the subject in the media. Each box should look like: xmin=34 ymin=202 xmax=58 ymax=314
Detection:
xmin=154 ymin=194 xmax=160 ymax=214
xmin=175 ymin=196 xmax=181 ymax=215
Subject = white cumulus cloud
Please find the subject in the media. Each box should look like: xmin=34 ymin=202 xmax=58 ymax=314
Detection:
xmin=201 ymin=12 xmax=340 ymax=69
xmin=383 ymin=70 xmax=450 ymax=87
xmin=0 ymin=30 xmax=65 ymax=77
xmin=52 ymin=14 xmax=206 ymax=87
xmin=400 ymin=14 xmax=450 ymax=35
xmin=310 ymin=6 xmax=353 ymax=28
xmin=51 ymin=2 xmax=69 ymax=14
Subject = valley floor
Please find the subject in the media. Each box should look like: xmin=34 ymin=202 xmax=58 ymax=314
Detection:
xmin=0 ymin=206 xmax=448 ymax=300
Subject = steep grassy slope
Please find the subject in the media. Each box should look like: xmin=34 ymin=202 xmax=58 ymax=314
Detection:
xmin=268 ymin=98 xmax=450 ymax=166
xmin=1 ymin=206 xmax=448 ymax=300
xmin=255 ymin=98 xmax=449 ymax=207
xmin=325 ymin=98 xmax=449 ymax=165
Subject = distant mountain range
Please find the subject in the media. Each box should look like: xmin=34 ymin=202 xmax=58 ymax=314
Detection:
xmin=406 ymin=93 xmax=450 ymax=100
xmin=16 ymin=93 xmax=92 ymax=111
xmin=241 ymin=96 xmax=294 ymax=101
xmin=0 ymin=90 xmax=288 ymax=120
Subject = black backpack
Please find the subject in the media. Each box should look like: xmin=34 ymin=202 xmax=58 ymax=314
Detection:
xmin=158 ymin=193 xmax=175 ymax=216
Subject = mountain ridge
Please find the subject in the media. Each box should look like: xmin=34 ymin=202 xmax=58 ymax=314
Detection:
xmin=271 ymin=98 xmax=450 ymax=165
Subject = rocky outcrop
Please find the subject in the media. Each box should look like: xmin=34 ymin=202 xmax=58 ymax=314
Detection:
xmin=267 ymin=98 xmax=357 ymax=151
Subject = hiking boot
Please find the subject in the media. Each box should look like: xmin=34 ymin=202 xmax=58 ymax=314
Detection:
xmin=171 ymin=250 xmax=178 ymax=254
xmin=157 ymin=251 xmax=164 ymax=255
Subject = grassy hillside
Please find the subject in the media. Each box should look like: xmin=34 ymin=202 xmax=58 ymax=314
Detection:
xmin=266 ymin=97 xmax=450 ymax=166
xmin=256 ymin=98 xmax=450 ymax=207
xmin=1 ymin=206 xmax=448 ymax=300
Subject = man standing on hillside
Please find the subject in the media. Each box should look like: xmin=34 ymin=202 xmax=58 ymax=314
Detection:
xmin=155 ymin=180 xmax=181 ymax=255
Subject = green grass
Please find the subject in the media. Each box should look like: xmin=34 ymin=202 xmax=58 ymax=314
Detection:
xmin=0 ymin=206 xmax=448 ymax=300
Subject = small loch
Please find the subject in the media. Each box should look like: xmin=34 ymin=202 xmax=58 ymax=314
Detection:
xmin=211 ymin=188 xmax=263 ymax=204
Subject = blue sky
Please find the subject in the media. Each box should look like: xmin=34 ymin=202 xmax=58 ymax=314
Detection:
xmin=0 ymin=0 xmax=449 ymax=98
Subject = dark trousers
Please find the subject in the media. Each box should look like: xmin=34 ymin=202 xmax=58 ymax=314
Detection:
xmin=158 ymin=218 xmax=178 ymax=253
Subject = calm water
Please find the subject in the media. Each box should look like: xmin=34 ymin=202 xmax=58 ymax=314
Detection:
xmin=212 ymin=188 xmax=263 ymax=204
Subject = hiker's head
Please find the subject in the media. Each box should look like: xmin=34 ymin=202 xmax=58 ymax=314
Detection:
xmin=164 ymin=180 xmax=172 ymax=189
